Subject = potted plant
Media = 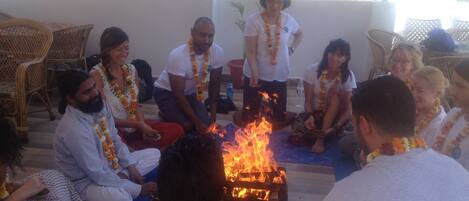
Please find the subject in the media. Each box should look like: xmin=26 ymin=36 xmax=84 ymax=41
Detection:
xmin=228 ymin=1 xmax=246 ymax=89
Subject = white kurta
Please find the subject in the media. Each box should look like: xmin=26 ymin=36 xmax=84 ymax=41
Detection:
xmin=419 ymin=106 xmax=446 ymax=146
xmin=324 ymin=149 xmax=469 ymax=201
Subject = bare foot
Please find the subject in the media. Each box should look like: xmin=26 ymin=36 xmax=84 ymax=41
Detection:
xmin=312 ymin=139 xmax=325 ymax=153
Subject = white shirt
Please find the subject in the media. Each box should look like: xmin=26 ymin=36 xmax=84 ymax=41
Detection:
xmin=324 ymin=149 xmax=469 ymax=201
xmin=154 ymin=43 xmax=224 ymax=95
xmin=420 ymin=106 xmax=446 ymax=146
xmin=436 ymin=107 xmax=469 ymax=170
xmin=302 ymin=63 xmax=357 ymax=110
xmin=243 ymin=11 xmax=300 ymax=82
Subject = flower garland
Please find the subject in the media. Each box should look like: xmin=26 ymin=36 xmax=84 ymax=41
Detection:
xmin=188 ymin=38 xmax=210 ymax=102
xmin=317 ymin=70 xmax=341 ymax=112
xmin=261 ymin=12 xmax=282 ymax=65
xmin=0 ymin=171 xmax=10 ymax=199
xmin=366 ymin=137 xmax=427 ymax=163
xmin=94 ymin=116 xmax=120 ymax=170
xmin=415 ymin=99 xmax=441 ymax=134
xmin=432 ymin=110 xmax=469 ymax=159
xmin=102 ymin=64 xmax=138 ymax=120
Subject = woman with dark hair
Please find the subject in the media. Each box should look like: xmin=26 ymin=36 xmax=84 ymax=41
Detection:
xmin=431 ymin=59 xmax=469 ymax=170
xmin=235 ymin=0 xmax=304 ymax=129
xmin=90 ymin=27 xmax=184 ymax=151
xmin=290 ymin=39 xmax=356 ymax=153
xmin=0 ymin=118 xmax=81 ymax=201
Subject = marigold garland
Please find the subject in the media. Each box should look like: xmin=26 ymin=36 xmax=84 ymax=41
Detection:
xmin=366 ymin=137 xmax=427 ymax=163
xmin=101 ymin=64 xmax=138 ymax=120
xmin=415 ymin=99 xmax=441 ymax=134
xmin=261 ymin=12 xmax=282 ymax=65
xmin=94 ymin=116 xmax=120 ymax=170
xmin=188 ymin=38 xmax=210 ymax=102
xmin=433 ymin=110 xmax=469 ymax=158
xmin=317 ymin=70 xmax=341 ymax=112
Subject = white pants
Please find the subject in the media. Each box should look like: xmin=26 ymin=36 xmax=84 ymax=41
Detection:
xmin=84 ymin=148 xmax=160 ymax=201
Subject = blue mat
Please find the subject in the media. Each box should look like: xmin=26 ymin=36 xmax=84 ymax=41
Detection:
xmin=222 ymin=124 xmax=357 ymax=181
xmin=133 ymin=168 xmax=157 ymax=201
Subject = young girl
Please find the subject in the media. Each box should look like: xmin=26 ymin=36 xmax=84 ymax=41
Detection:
xmin=0 ymin=118 xmax=81 ymax=201
xmin=290 ymin=39 xmax=356 ymax=153
xmin=90 ymin=27 xmax=184 ymax=151
xmin=412 ymin=66 xmax=448 ymax=145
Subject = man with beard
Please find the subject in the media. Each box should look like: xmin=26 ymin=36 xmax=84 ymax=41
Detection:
xmin=54 ymin=70 xmax=159 ymax=201
xmin=324 ymin=76 xmax=469 ymax=201
xmin=153 ymin=17 xmax=223 ymax=134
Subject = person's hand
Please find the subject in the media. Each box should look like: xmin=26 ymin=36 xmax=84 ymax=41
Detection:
xmin=140 ymin=122 xmax=161 ymax=141
xmin=195 ymin=121 xmax=208 ymax=134
xmin=128 ymin=165 xmax=145 ymax=185
xmin=249 ymin=75 xmax=260 ymax=88
xmin=15 ymin=176 xmax=47 ymax=199
xmin=139 ymin=182 xmax=158 ymax=197
xmin=304 ymin=115 xmax=316 ymax=130
xmin=117 ymin=172 xmax=129 ymax=180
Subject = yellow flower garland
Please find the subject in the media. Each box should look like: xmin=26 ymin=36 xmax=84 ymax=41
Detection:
xmin=317 ymin=70 xmax=341 ymax=112
xmin=0 ymin=182 xmax=9 ymax=199
xmin=415 ymin=100 xmax=441 ymax=134
xmin=188 ymin=38 xmax=210 ymax=102
xmin=94 ymin=116 xmax=120 ymax=170
xmin=261 ymin=12 xmax=282 ymax=65
xmin=102 ymin=64 xmax=138 ymax=120
xmin=433 ymin=110 xmax=469 ymax=157
xmin=367 ymin=137 xmax=427 ymax=163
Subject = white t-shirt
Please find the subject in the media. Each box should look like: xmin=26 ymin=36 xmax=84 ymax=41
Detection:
xmin=243 ymin=11 xmax=300 ymax=82
xmin=435 ymin=107 xmax=469 ymax=170
xmin=420 ymin=106 xmax=446 ymax=146
xmin=154 ymin=43 xmax=224 ymax=95
xmin=324 ymin=149 xmax=469 ymax=201
xmin=302 ymin=63 xmax=357 ymax=111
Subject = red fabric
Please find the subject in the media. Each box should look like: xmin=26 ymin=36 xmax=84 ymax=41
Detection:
xmin=118 ymin=120 xmax=184 ymax=151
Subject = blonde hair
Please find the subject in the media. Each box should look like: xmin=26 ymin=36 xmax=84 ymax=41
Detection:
xmin=390 ymin=43 xmax=424 ymax=71
xmin=413 ymin=66 xmax=449 ymax=96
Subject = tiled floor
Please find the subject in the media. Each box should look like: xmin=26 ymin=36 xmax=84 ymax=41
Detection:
xmin=18 ymin=85 xmax=335 ymax=201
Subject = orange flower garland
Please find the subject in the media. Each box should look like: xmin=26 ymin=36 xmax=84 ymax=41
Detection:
xmin=366 ymin=137 xmax=427 ymax=163
xmin=433 ymin=110 xmax=469 ymax=158
xmin=94 ymin=116 xmax=120 ymax=170
xmin=102 ymin=64 xmax=138 ymax=120
xmin=0 ymin=182 xmax=9 ymax=199
xmin=415 ymin=100 xmax=441 ymax=134
xmin=261 ymin=12 xmax=282 ymax=65
xmin=317 ymin=70 xmax=341 ymax=112
xmin=188 ymin=38 xmax=210 ymax=102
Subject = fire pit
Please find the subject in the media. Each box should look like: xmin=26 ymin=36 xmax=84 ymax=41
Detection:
xmin=211 ymin=115 xmax=288 ymax=201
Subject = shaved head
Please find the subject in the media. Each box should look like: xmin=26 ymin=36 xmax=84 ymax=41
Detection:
xmin=191 ymin=17 xmax=215 ymax=54
xmin=192 ymin=17 xmax=214 ymax=30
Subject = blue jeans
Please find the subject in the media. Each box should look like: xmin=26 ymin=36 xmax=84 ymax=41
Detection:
xmin=153 ymin=87 xmax=210 ymax=133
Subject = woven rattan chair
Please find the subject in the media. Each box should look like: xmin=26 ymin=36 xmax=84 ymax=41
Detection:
xmin=0 ymin=19 xmax=54 ymax=141
xmin=366 ymin=29 xmax=406 ymax=80
xmin=448 ymin=28 xmax=469 ymax=42
xmin=427 ymin=55 xmax=469 ymax=83
xmin=453 ymin=20 xmax=469 ymax=30
xmin=47 ymin=24 xmax=93 ymax=87
xmin=0 ymin=12 xmax=13 ymax=21
xmin=403 ymin=19 xmax=442 ymax=43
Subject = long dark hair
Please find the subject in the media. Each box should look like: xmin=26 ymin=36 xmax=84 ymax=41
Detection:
xmin=0 ymin=117 xmax=24 ymax=176
xmin=317 ymin=38 xmax=351 ymax=84
xmin=100 ymin=27 xmax=129 ymax=81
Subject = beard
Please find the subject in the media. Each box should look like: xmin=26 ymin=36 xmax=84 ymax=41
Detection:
xmin=76 ymin=95 xmax=104 ymax=114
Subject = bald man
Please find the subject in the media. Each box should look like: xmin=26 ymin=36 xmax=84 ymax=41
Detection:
xmin=153 ymin=17 xmax=224 ymax=134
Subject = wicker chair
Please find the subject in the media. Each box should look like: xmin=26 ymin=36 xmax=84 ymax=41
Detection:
xmin=366 ymin=29 xmax=406 ymax=80
xmin=403 ymin=19 xmax=442 ymax=43
xmin=453 ymin=20 xmax=469 ymax=30
xmin=427 ymin=55 xmax=469 ymax=83
xmin=0 ymin=12 xmax=13 ymax=21
xmin=448 ymin=28 xmax=469 ymax=42
xmin=0 ymin=19 xmax=54 ymax=141
xmin=47 ymin=24 xmax=94 ymax=87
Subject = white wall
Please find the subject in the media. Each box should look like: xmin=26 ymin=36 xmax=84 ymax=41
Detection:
xmin=0 ymin=0 xmax=395 ymax=81
xmin=214 ymin=0 xmax=396 ymax=81
xmin=0 ymin=0 xmax=212 ymax=77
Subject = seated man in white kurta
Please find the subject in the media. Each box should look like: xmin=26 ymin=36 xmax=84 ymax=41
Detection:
xmin=324 ymin=76 xmax=469 ymax=201
xmin=431 ymin=59 xmax=469 ymax=170
xmin=54 ymin=70 xmax=159 ymax=201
